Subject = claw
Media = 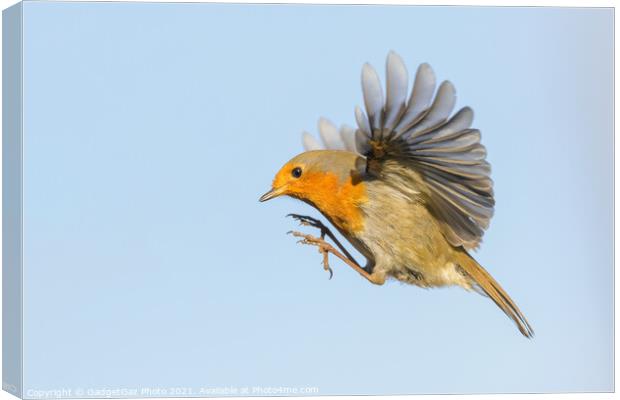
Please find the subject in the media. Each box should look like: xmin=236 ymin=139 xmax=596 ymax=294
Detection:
xmin=289 ymin=230 xmax=335 ymax=279
xmin=287 ymin=213 xmax=322 ymax=227
xmin=319 ymin=248 xmax=333 ymax=279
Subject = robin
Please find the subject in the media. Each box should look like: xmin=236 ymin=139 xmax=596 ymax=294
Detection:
xmin=260 ymin=51 xmax=533 ymax=338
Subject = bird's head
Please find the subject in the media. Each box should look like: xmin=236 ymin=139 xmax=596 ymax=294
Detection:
xmin=259 ymin=150 xmax=365 ymax=205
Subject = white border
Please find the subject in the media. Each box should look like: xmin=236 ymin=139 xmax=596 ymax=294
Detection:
xmin=0 ymin=1 xmax=615 ymax=400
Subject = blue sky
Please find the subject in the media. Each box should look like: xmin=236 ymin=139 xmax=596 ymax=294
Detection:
xmin=20 ymin=2 xmax=612 ymax=395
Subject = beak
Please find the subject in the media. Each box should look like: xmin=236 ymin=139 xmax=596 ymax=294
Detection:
xmin=259 ymin=186 xmax=286 ymax=202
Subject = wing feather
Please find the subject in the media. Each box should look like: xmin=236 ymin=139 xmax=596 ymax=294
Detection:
xmin=384 ymin=51 xmax=408 ymax=133
xmin=355 ymin=106 xmax=372 ymax=137
xmin=407 ymin=81 xmax=456 ymax=138
xmin=318 ymin=117 xmax=345 ymax=150
xmin=340 ymin=124 xmax=358 ymax=152
xmin=302 ymin=131 xmax=322 ymax=151
xmin=394 ymin=63 xmax=436 ymax=135
xmin=409 ymin=107 xmax=474 ymax=145
xmin=361 ymin=63 xmax=384 ymax=132
xmin=355 ymin=129 xmax=371 ymax=154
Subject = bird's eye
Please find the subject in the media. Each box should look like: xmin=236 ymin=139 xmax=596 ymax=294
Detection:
xmin=291 ymin=167 xmax=302 ymax=178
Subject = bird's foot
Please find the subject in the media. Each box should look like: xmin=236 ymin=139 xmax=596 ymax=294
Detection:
xmin=285 ymin=214 xmax=379 ymax=284
xmin=287 ymin=214 xmax=329 ymax=239
xmin=286 ymin=214 xmax=360 ymax=265
xmin=288 ymin=231 xmax=334 ymax=279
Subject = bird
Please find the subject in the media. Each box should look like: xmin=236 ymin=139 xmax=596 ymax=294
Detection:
xmin=259 ymin=51 xmax=533 ymax=338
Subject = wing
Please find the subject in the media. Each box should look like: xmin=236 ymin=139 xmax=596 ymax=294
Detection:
xmin=302 ymin=51 xmax=494 ymax=250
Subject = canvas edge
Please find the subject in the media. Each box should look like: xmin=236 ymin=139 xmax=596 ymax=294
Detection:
xmin=2 ymin=2 xmax=23 ymax=399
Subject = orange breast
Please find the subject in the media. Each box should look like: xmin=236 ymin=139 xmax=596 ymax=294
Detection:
xmin=291 ymin=171 xmax=367 ymax=234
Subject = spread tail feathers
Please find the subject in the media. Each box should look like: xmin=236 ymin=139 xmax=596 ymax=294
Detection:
xmin=456 ymin=252 xmax=534 ymax=338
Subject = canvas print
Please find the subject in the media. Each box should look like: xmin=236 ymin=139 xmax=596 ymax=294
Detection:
xmin=2 ymin=2 xmax=613 ymax=398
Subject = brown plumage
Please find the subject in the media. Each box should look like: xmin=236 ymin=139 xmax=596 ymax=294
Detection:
xmin=260 ymin=52 xmax=533 ymax=338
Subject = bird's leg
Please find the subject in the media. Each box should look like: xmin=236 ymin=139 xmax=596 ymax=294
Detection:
xmin=288 ymin=230 xmax=385 ymax=285
xmin=287 ymin=214 xmax=360 ymax=267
